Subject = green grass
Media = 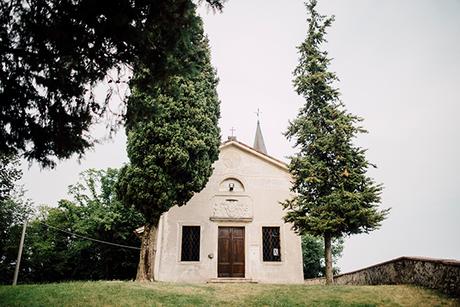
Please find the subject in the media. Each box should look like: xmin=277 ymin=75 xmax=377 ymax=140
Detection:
xmin=0 ymin=281 xmax=458 ymax=307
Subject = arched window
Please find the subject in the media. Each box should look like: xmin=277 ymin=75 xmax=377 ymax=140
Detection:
xmin=219 ymin=178 xmax=245 ymax=192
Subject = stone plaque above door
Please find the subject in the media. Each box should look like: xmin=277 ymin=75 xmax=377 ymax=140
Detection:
xmin=210 ymin=196 xmax=253 ymax=222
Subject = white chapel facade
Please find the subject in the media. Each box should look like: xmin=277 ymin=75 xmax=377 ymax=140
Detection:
xmin=152 ymin=122 xmax=304 ymax=283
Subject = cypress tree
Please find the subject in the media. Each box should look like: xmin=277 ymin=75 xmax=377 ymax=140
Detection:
xmin=283 ymin=0 xmax=389 ymax=285
xmin=116 ymin=2 xmax=220 ymax=281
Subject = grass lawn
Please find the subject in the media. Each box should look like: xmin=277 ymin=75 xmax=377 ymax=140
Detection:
xmin=0 ymin=281 xmax=458 ymax=307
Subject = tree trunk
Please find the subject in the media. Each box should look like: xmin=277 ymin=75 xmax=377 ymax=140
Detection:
xmin=136 ymin=223 xmax=158 ymax=282
xmin=324 ymin=233 xmax=333 ymax=285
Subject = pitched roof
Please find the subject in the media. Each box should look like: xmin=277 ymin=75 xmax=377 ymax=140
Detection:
xmin=220 ymin=139 xmax=288 ymax=172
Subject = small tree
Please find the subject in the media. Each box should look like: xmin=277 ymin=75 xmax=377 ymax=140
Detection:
xmin=283 ymin=0 xmax=389 ymax=285
xmin=116 ymin=3 xmax=220 ymax=282
xmin=0 ymin=154 xmax=22 ymax=201
xmin=0 ymin=154 xmax=33 ymax=284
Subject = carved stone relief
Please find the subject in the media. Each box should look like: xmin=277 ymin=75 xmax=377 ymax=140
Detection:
xmin=210 ymin=196 xmax=253 ymax=221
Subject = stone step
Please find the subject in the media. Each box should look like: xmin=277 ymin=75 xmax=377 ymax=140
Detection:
xmin=207 ymin=278 xmax=257 ymax=283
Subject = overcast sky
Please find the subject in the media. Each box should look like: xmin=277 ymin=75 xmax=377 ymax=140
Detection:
xmin=20 ymin=0 xmax=460 ymax=272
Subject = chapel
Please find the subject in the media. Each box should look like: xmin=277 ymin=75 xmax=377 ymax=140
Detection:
xmin=152 ymin=121 xmax=304 ymax=283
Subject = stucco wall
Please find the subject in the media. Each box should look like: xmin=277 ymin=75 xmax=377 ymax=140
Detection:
xmin=154 ymin=142 xmax=304 ymax=284
xmin=305 ymin=257 xmax=460 ymax=297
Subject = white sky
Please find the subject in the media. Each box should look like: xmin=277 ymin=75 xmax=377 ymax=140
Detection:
xmin=20 ymin=0 xmax=460 ymax=273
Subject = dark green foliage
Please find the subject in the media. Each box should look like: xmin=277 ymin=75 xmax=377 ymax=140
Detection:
xmin=302 ymin=234 xmax=343 ymax=278
xmin=283 ymin=0 xmax=389 ymax=244
xmin=0 ymin=0 xmax=225 ymax=167
xmin=302 ymin=235 xmax=322 ymax=278
xmin=0 ymin=168 xmax=145 ymax=284
xmin=0 ymin=188 xmax=32 ymax=253
xmin=116 ymin=4 xmax=221 ymax=225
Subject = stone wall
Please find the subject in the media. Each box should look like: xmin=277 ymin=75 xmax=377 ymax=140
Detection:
xmin=331 ymin=256 xmax=460 ymax=297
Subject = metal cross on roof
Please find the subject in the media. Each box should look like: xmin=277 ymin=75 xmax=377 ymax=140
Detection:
xmin=255 ymin=108 xmax=262 ymax=120
xmin=230 ymin=127 xmax=236 ymax=137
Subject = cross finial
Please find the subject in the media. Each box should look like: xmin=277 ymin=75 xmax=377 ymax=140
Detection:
xmin=255 ymin=108 xmax=261 ymax=120
xmin=230 ymin=127 xmax=236 ymax=137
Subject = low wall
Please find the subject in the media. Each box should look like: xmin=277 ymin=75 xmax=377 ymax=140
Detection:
xmin=331 ymin=256 xmax=460 ymax=297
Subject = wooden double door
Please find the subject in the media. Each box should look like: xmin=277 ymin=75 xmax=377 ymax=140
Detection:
xmin=218 ymin=227 xmax=245 ymax=278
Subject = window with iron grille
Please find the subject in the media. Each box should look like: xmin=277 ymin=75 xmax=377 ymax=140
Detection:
xmin=181 ymin=226 xmax=200 ymax=261
xmin=262 ymin=227 xmax=281 ymax=262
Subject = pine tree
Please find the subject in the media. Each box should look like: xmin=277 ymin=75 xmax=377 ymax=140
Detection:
xmin=116 ymin=2 xmax=220 ymax=281
xmin=283 ymin=0 xmax=389 ymax=285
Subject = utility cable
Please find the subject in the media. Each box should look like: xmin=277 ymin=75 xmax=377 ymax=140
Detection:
xmin=37 ymin=221 xmax=141 ymax=250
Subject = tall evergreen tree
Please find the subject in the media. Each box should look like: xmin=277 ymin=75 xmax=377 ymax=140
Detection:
xmin=116 ymin=2 xmax=220 ymax=281
xmin=283 ymin=0 xmax=389 ymax=285
xmin=0 ymin=0 xmax=225 ymax=167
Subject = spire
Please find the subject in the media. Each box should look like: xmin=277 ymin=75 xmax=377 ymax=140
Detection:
xmin=253 ymin=120 xmax=267 ymax=154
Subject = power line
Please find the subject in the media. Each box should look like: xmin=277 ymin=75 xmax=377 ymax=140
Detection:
xmin=37 ymin=221 xmax=141 ymax=251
